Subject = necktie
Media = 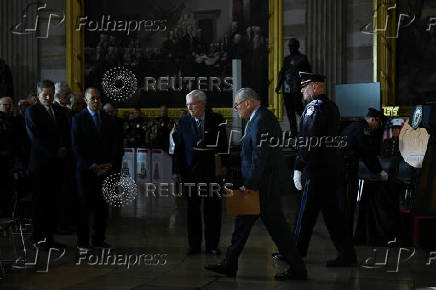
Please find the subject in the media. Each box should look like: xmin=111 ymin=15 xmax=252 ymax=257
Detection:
xmin=196 ymin=118 xmax=204 ymax=142
xmin=47 ymin=107 xmax=55 ymax=121
xmin=93 ymin=112 xmax=101 ymax=131
xmin=245 ymin=119 xmax=251 ymax=131
xmin=243 ymin=119 xmax=251 ymax=138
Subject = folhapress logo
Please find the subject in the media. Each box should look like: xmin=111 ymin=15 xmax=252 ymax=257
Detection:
xmin=76 ymin=15 xmax=167 ymax=35
xmin=10 ymin=2 xmax=65 ymax=38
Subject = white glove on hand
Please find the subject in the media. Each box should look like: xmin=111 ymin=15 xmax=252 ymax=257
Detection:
xmin=379 ymin=170 xmax=388 ymax=181
xmin=293 ymin=170 xmax=303 ymax=190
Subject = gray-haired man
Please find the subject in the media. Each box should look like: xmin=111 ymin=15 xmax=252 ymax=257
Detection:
xmin=205 ymin=88 xmax=307 ymax=280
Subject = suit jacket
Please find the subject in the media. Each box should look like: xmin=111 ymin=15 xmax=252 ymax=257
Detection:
xmin=53 ymin=102 xmax=73 ymax=128
xmin=71 ymin=108 xmax=119 ymax=173
xmin=24 ymin=101 xmax=68 ymax=171
xmin=173 ymin=108 xmax=228 ymax=181
xmin=241 ymin=106 xmax=290 ymax=196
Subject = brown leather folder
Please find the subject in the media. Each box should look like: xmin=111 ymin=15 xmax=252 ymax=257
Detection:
xmin=225 ymin=188 xmax=260 ymax=216
xmin=215 ymin=154 xmax=222 ymax=177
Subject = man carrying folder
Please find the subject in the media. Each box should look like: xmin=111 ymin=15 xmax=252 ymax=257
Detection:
xmin=205 ymin=88 xmax=307 ymax=280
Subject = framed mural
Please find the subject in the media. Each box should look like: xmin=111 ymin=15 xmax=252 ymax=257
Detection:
xmin=397 ymin=0 xmax=436 ymax=106
xmin=373 ymin=0 xmax=436 ymax=116
xmin=65 ymin=0 xmax=285 ymax=119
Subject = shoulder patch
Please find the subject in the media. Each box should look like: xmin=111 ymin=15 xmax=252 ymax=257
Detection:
xmin=305 ymin=106 xmax=315 ymax=116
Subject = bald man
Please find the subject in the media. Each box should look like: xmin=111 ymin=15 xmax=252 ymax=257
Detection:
xmin=72 ymin=88 xmax=120 ymax=251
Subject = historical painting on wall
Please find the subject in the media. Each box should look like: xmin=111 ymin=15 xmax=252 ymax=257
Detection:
xmin=397 ymin=0 xmax=436 ymax=106
xmin=83 ymin=0 xmax=269 ymax=108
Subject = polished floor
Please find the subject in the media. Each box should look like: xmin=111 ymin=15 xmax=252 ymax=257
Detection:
xmin=1 ymin=189 xmax=436 ymax=290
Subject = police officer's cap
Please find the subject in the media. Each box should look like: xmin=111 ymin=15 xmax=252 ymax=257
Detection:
xmin=299 ymin=72 xmax=326 ymax=87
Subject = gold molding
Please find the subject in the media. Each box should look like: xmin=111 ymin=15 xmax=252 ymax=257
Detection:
xmin=66 ymin=0 xmax=85 ymax=93
xmin=118 ymin=108 xmax=234 ymax=119
xmin=269 ymin=0 xmax=284 ymax=119
xmin=373 ymin=0 xmax=410 ymax=116
xmin=67 ymin=0 xmax=282 ymax=119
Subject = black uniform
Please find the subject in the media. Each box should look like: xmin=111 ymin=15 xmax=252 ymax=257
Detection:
xmin=125 ymin=117 xmax=146 ymax=147
xmin=337 ymin=119 xmax=382 ymax=238
xmin=154 ymin=115 xmax=173 ymax=152
xmin=294 ymin=94 xmax=354 ymax=259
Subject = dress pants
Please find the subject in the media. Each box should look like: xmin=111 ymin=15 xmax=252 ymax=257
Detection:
xmin=340 ymin=170 xmax=359 ymax=240
xmin=31 ymin=162 xmax=61 ymax=243
xmin=76 ymin=171 xmax=108 ymax=246
xmin=185 ymin=180 xmax=222 ymax=251
xmin=295 ymin=176 xmax=354 ymax=257
xmin=223 ymin=194 xmax=306 ymax=275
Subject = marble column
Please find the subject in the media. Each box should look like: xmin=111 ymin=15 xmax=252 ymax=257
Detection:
xmin=0 ymin=0 xmax=39 ymax=99
xmin=305 ymin=0 xmax=346 ymax=99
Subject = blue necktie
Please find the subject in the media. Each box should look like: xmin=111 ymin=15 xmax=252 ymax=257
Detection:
xmin=93 ymin=112 xmax=101 ymax=131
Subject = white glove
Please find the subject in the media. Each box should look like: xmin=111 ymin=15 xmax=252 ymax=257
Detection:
xmin=293 ymin=170 xmax=303 ymax=190
xmin=379 ymin=170 xmax=388 ymax=181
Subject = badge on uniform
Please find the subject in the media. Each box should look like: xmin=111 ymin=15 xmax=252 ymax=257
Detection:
xmin=305 ymin=106 xmax=314 ymax=116
xmin=411 ymin=105 xmax=423 ymax=129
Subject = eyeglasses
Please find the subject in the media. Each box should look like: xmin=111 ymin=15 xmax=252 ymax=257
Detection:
xmin=186 ymin=101 xmax=199 ymax=107
xmin=233 ymin=99 xmax=246 ymax=110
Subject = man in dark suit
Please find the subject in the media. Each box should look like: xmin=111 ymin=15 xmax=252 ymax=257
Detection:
xmin=71 ymin=87 xmax=119 ymax=251
xmin=25 ymin=80 xmax=69 ymax=249
xmin=53 ymin=81 xmax=75 ymax=234
xmin=173 ymin=90 xmax=228 ymax=256
xmin=205 ymin=88 xmax=307 ymax=280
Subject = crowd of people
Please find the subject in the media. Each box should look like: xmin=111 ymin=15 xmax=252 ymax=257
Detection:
xmin=0 ymin=80 xmax=179 ymax=247
xmin=0 ymin=76 xmax=404 ymax=281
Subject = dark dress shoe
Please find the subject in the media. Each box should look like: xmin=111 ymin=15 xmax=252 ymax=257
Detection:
xmin=93 ymin=241 xmax=112 ymax=249
xmin=326 ymin=254 xmax=357 ymax=267
xmin=204 ymin=263 xmax=236 ymax=277
xmin=186 ymin=248 xmax=201 ymax=256
xmin=272 ymin=252 xmax=284 ymax=260
xmin=275 ymin=269 xmax=307 ymax=281
xmin=206 ymin=248 xmax=222 ymax=255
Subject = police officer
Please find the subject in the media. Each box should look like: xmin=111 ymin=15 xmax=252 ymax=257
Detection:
xmin=292 ymin=72 xmax=356 ymax=267
xmin=338 ymin=108 xmax=388 ymax=240
xmin=125 ymin=107 xmax=147 ymax=147
xmin=154 ymin=105 xmax=173 ymax=152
